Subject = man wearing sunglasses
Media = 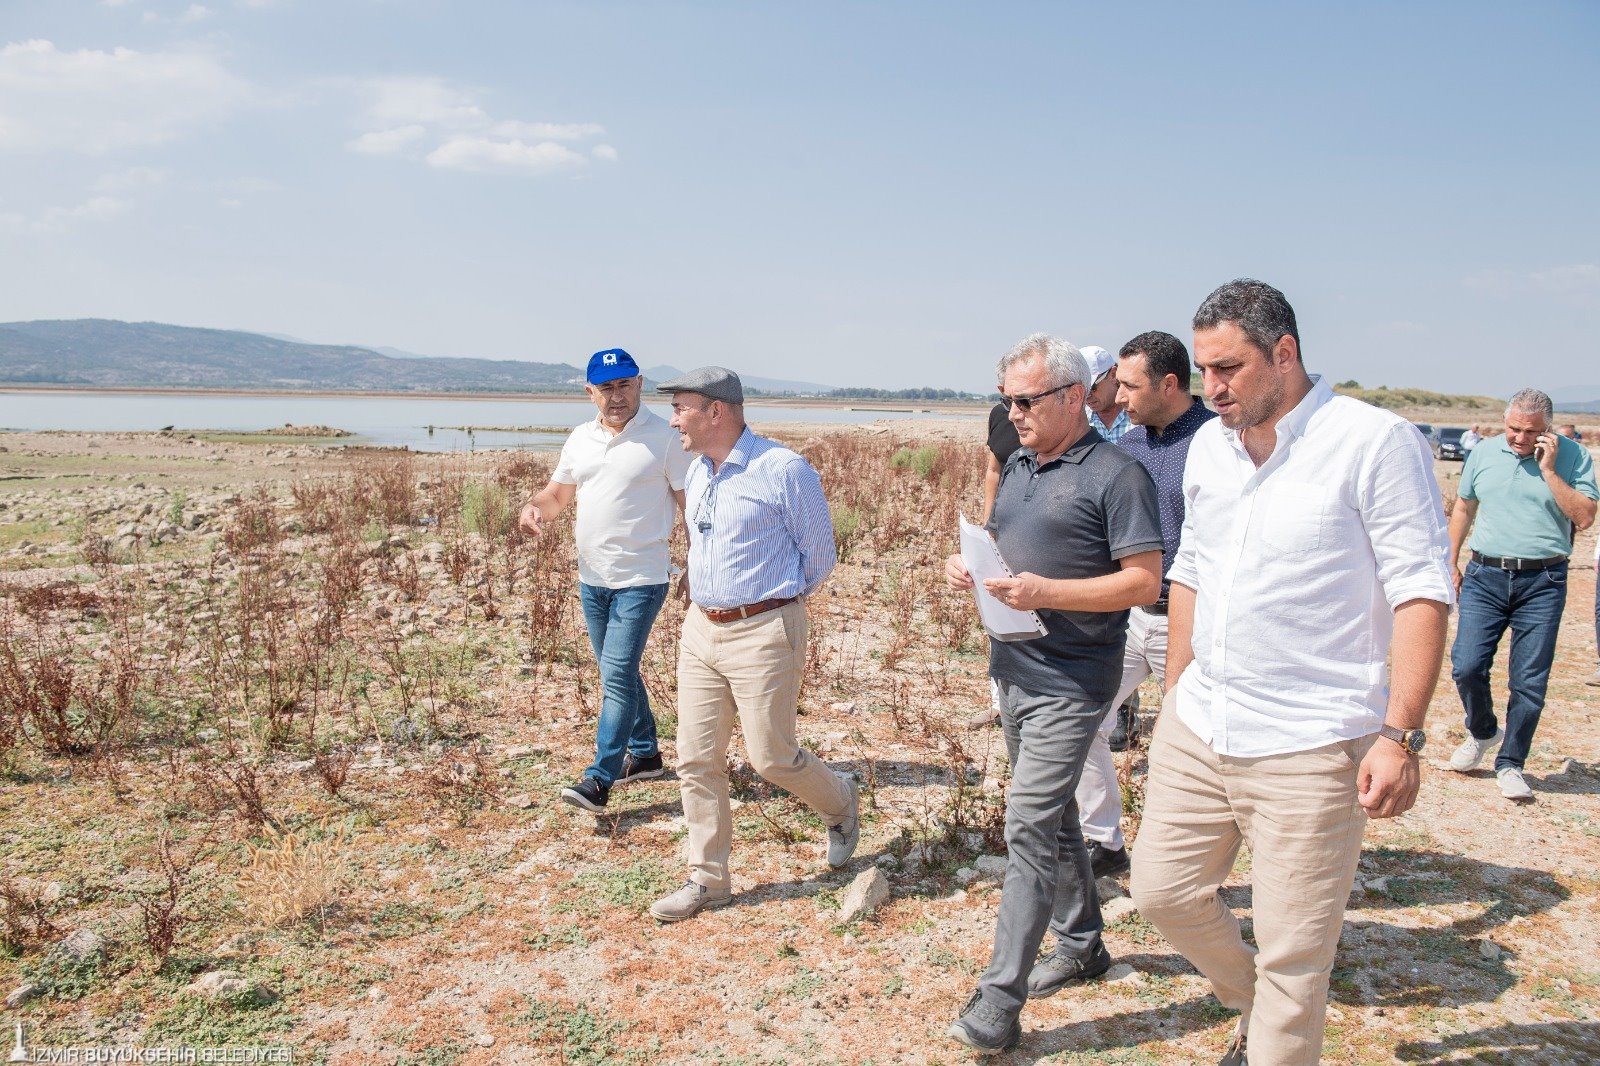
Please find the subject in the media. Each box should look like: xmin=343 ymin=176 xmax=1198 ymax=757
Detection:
xmin=943 ymin=335 xmax=1163 ymax=1054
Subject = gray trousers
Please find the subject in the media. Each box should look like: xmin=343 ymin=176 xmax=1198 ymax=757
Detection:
xmin=978 ymin=679 xmax=1111 ymax=1014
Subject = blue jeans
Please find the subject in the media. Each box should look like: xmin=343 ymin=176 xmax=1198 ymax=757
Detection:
xmin=580 ymin=582 xmax=669 ymax=787
xmin=1450 ymin=560 xmax=1568 ymax=772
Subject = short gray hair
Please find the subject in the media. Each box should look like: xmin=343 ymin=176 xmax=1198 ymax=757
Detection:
xmin=996 ymin=333 xmax=1089 ymax=390
xmin=1506 ymin=388 xmax=1553 ymax=423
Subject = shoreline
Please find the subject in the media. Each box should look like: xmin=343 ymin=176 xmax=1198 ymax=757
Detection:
xmin=0 ymin=383 xmax=993 ymax=415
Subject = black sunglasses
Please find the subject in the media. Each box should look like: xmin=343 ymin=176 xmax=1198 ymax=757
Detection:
xmin=1000 ymin=382 xmax=1074 ymax=412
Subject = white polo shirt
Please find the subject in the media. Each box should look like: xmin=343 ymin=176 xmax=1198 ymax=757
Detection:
xmin=552 ymin=406 xmax=692 ymax=589
xmin=1168 ymin=376 xmax=1455 ymax=757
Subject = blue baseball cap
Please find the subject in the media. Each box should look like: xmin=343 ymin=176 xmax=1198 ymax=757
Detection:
xmin=586 ymin=348 xmax=640 ymax=386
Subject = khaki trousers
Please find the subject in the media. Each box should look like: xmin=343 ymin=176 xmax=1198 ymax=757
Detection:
xmin=1130 ymin=694 xmax=1374 ymax=1066
xmin=676 ymin=600 xmax=851 ymax=892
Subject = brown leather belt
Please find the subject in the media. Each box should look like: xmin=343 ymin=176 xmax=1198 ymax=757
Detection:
xmin=698 ymin=597 xmax=796 ymax=624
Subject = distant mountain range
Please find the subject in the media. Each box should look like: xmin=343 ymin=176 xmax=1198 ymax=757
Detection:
xmin=0 ymin=320 xmax=584 ymax=393
xmin=0 ymin=320 xmax=844 ymax=396
xmin=1551 ymin=384 xmax=1600 ymax=414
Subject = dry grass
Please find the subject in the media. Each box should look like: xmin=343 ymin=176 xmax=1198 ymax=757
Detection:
xmin=237 ymin=824 xmax=349 ymax=929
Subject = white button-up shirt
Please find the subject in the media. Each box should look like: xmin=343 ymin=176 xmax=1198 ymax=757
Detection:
xmin=552 ymin=406 xmax=692 ymax=589
xmin=1168 ymin=376 xmax=1454 ymax=757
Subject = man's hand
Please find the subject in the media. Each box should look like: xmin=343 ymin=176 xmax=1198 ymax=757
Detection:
xmin=518 ymin=501 xmax=543 ymax=536
xmin=983 ymin=572 xmax=1050 ymax=611
xmin=1535 ymin=432 xmax=1559 ymax=476
xmin=945 ymin=554 xmax=973 ymax=591
xmin=1358 ymin=740 xmax=1421 ymax=819
xmin=1452 ymin=565 xmax=1464 ymax=596
xmin=675 ymin=570 xmax=691 ymax=605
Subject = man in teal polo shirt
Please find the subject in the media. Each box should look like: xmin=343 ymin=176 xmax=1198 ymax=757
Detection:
xmin=1446 ymin=388 xmax=1598 ymax=800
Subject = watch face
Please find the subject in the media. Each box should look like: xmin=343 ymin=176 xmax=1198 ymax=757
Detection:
xmin=1405 ymin=731 xmax=1426 ymax=754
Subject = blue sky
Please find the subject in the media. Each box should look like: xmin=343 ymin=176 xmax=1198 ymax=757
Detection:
xmin=1 ymin=1 xmax=1595 ymax=394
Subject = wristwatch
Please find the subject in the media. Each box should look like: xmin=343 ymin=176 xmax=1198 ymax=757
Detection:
xmin=1378 ymin=724 xmax=1426 ymax=755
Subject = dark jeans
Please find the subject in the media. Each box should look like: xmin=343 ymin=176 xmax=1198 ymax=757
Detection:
xmin=1450 ymin=560 xmax=1567 ymax=772
xmin=978 ymin=679 xmax=1109 ymax=1015
xmin=579 ymin=582 xmax=668 ymax=787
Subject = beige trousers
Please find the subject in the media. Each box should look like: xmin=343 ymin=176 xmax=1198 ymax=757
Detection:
xmin=676 ymin=600 xmax=851 ymax=892
xmin=1130 ymin=693 xmax=1375 ymax=1066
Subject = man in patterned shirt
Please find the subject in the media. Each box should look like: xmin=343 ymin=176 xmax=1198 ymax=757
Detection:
xmin=1083 ymin=345 xmax=1132 ymax=444
xmin=647 ymin=366 xmax=860 ymax=922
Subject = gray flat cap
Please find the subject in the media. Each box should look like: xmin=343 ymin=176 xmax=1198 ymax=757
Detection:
xmin=655 ymin=365 xmax=744 ymax=405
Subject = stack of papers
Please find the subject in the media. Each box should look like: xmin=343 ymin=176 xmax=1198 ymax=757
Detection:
xmin=959 ymin=515 xmax=1048 ymax=643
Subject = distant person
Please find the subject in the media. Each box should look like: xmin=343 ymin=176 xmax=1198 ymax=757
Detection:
xmin=1072 ymin=330 xmax=1216 ymax=882
xmin=1591 ymin=533 xmax=1600 ymax=689
xmin=1082 ymin=345 xmax=1132 ymax=443
xmin=520 ymin=349 xmax=691 ymax=813
xmin=1446 ymin=389 xmax=1597 ymax=800
xmin=943 ymin=334 xmax=1161 ymax=1054
xmin=1557 ymin=422 xmax=1581 ymax=442
xmin=1132 ymin=279 xmax=1452 ymax=1066
xmin=968 ymin=396 xmax=1024 ymax=729
xmin=648 ymin=367 xmax=858 ymax=922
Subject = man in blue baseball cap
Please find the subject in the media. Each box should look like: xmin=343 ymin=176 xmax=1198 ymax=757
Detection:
xmin=520 ymin=347 xmax=693 ymax=812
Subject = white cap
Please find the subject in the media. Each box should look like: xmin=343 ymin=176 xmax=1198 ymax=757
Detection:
xmin=1078 ymin=344 xmax=1115 ymax=384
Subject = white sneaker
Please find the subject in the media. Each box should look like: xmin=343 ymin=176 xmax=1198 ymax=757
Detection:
xmin=1448 ymin=729 xmax=1503 ymax=772
xmin=1497 ymin=767 xmax=1534 ymax=802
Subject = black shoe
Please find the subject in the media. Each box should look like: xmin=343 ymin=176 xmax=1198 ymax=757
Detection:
xmin=946 ymin=990 xmax=1020 ymax=1054
xmin=1088 ymin=841 xmax=1130 ymax=879
xmin=560 ymin=776 xmax=609 ymax=812
xmin=618 ymin=752 xmax=665 ymax=785
xmin=1027 ymin=940 xmax=1112 ymax=999
xmin=1108 ymin=700 xmax=1136 ymax=752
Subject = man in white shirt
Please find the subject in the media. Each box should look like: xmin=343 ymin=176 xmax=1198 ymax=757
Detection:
xmin=519 ymin=348 xmax=691 ymax=812
xmin=1461 ymin=424 xmax=1482 ymax=453
xmin=1129 ymin=280 xmax=1454 ymax=1066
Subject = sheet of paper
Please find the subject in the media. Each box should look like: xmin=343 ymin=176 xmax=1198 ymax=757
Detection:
xmin=959 ymin=515 xmax=1048 ymax=643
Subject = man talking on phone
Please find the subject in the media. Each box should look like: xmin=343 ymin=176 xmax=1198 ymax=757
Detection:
xmin=1447 ymin=388 xmax=1597 ymax=800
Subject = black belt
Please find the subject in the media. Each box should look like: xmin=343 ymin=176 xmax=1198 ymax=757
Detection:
xmin=1140 ymin=601 xmax=1168 ymax=616
xmin=1470 ymin=551 xmax=1566 ymax=572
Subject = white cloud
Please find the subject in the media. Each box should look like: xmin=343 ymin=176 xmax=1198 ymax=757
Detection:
xmin=347 ymin=75 xmax=608 ymax=177
xmin=0 ymin=39 xmax=250 ymax=154
xmin=1465 ymin=263 xmax=1600 ymax=301
xmin=94 ymin=165 xmax=170 ymax=191
xmin=178 ymin=4 xmax=214 ymax=24
xmin=426 ymin=136 xmax=587 ymax=176
xmin=592 ymin=144 xmax=617 ymax=162
xmin=33 ymin=195 xmax=127 ymax=231
xmin=346 ymin=124 xmax=426 ymax=155
xmin=490 ymin=119 xmax=604 ymax=141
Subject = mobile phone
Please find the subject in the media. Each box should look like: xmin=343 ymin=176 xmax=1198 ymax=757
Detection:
xmin=1534 ymin=434 xmax=1551 ymax=461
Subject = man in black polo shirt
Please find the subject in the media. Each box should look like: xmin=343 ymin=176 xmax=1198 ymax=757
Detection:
xmin=1074 ymin=331 xmax=1217 ymax=880
xmin=967 ymin=400 xmax=1024 ymax=729
xmin=943 ymin=333 xmax=1163 ymax=1054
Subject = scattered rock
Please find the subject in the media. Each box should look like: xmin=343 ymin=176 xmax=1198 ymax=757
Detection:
xmin=54 ymin=928 xmax=108 ymax=963
xmin=474 ymin=1034 xmax=495 ymax=1048
xmin=1105 ymin=963 xmax=1139 ymax=984
xmin=505 ymin=793 xmax=535 ymax=810
xmin=975 ymin=855 xmax=1009 ymax=881
xmin=1102 ymin=896 xmax=1139 ymax=924
xmin=829 ymin=701 xmax=857 ymax=713
xmin=183 ymin=970 xmax=274 ymax=1003
xmin=1365 ymin=876 xmax=1391 ymax=895
xmin=5 ymin=983 xmax=41 ymax=1008
xmin=955 ymin=867 xmax=978 ymax=886
xmin=212 ymin=933 xmax=259 ymax=961
xmin=837 ymin=867 xmax=890 ymax=924
xmin=1479 ymin=939 xmax=1503 ymax=961
xmin=368 ymin=985 xmax=387 ymax=1001
xmin=503 ymin=745 xmax=535 ymax=758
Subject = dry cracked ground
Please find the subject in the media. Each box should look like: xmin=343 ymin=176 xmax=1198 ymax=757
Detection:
xmin=0 ymin=420 xmax=1596 ymax=1066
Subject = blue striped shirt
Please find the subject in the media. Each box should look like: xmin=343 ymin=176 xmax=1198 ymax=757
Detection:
xmin=1088 ymin=406 xmax=1132 ymax=444
xmin=685 ymin=427 xmax=836 ymax=609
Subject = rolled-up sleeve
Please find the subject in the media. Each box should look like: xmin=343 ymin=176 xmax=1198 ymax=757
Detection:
xmin=781 ymin=458 xmax=836 ymax=595
xmin=1359 ymin=424 xmax=1456 ymax=609
xmin=1167 ymin=465 xmax=1202 ymax=592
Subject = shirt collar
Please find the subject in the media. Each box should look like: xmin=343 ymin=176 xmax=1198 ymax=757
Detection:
xmin=591 ymin=404 xmax=659 ymax=441
xmin=1221 ymin=374 xmax=1333 ymax=458
xmin=699 ymin=425 xmax=757 ymax=477
xmin=1148 ymin=398 xmax=1212 ymax=443
xmin=1020 ymin=426 xmax=1102 ymax=469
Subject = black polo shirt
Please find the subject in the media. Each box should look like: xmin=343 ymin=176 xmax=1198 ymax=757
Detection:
xmin=986 ymin=427 xmax=1163 ymax=702
xmin=987 ymin=402 xmax=1022 ymax=465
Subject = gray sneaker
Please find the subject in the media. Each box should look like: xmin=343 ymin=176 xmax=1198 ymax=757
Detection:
xmin=827 ymin=774 xmax=861 ymax=868
xmin=1027 ymin=940 xmax=1112 ymax=999
xmin=1447 ymin=728 xmax=1503 ymax=772
xmin=1497 ymin=766 xmax=1534 ymax=802
xmin=946 ymin=990 xmax=1020 ymax=1055
xmin=649 ymin=880 xmax=731 ymax=922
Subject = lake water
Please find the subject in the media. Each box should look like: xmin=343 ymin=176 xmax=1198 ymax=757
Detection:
xmin=0 ymin=391 xmax=966 ymax=452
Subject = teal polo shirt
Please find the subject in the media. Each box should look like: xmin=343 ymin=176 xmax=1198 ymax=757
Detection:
xmin=1459 ymin=434 xmax=1598 ymax=560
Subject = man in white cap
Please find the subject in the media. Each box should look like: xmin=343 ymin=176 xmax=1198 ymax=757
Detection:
xmin=647 ymin=366 xmax=859 ymax=922
xmin=1082 ymin=344 xmax=1132 ymax=444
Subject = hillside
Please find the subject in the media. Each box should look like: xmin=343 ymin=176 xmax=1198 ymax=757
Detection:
xmin=0 ymin=320 xmax=582 ymax=393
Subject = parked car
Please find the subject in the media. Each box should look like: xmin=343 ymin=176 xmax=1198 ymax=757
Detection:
xmin=1435 ymin=426 xmax=1467 ymax=461
xmin=1412 ymin=422 xmax=1440 ymax=450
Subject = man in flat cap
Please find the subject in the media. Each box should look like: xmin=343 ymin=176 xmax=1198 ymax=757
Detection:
xmin=647 ymin=366 xmax=859 ymax=922
xmin=520 ymin=348 xmax=691 ymax=812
